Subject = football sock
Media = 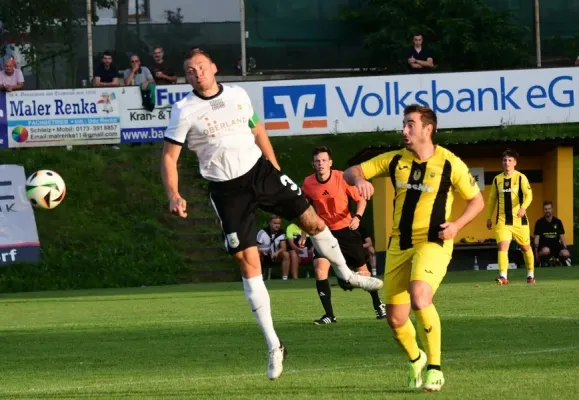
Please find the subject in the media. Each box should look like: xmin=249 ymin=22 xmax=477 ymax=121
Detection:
xmin=415 ymin=304 xmax=442 ymax=367
xmin=310 ymin=227 xmax=354 ymax=281
xmin=392 ymin=319 xmax=420 ymax=361
xmin=242 ymin=276 xmax=280 ymax=351
xmin=498 ymin=251 xmax=509 ymax=278
xmin=370 ymin=290 xmax=382 ymax=310
xmin=523 ymin=250 xmax=534 ymax=277
xmin=315 ymin=279 xmax=334 ymax=317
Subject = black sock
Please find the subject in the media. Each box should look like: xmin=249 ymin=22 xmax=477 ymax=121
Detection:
xmin=369 ymin=290 xmax=382 ymax=310
xmin=427 ymin=364 xmax=441 ymax=371
xmin=316 ymin=279 xmax=334 ymax=317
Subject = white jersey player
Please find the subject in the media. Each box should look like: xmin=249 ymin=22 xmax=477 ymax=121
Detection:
xmin=161 ymin=49 xmax=383 ymax=380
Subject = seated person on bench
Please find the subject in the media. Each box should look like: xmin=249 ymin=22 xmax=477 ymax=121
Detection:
xmin=533 ymin=201 xmax=571 ymax=266
xmin=257 ymin=215 xmax=291 ymax=279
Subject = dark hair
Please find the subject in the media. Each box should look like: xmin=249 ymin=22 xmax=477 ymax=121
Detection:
xmin=184 ymin=48 xmax=213 ymax=62
xmin=102 ymin=50 xmax=113 ymax=58
xmin=403 ymin=104 xmax=437 ymax=134
xmin=312 ymin=146 xmax=332 ymax=159
xmin=270 ymin=214 xmax=281 ymax=221
xmin=543 ymin=200 xmax=553 ymax=207
xmin=413 ymin=33 xmax=423 ymax=38
xmin=502 ymin=148 xmax=519 ymax=161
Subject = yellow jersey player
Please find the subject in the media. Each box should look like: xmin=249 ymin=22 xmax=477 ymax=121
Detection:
xmin=486 ymin=149 xmax=535 ymax=285
xmin=344 ymin=104 xmax=484 ymax=392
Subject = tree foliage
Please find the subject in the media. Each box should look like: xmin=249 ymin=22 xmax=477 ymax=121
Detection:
xmin=341 ymin=0 xmax=532 ymax=73
xmin=0 ymin=0 xmax=115 ymax=86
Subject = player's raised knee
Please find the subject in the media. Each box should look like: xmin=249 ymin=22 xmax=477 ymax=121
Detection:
xmin=297 ymin=206 xmax=326 ymax=235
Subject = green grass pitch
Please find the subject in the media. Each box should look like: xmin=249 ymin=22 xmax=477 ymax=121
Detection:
xmin=0 ymin=267 xmax=578 ymax=399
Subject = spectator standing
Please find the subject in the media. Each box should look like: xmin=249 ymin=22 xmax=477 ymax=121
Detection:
xmin=407 ymin=33 xmax=435 ymax=73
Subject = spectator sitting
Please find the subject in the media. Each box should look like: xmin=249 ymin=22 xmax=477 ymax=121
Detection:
xmin=123 ymin=55 xmax=155 ymax=88
xmin=257 ymin=215 xmax=291 ymax=280
xmin=0 ymin=57 xmax=24 ymax=91
xmin=93 ymin=51 xmax=120 ymax=87
xmin=533 ymin=200 xmax=572 ymax=266
xmin=286 ymin=222 xmax=314 ymax=279
xmin=151 ymin=47 xmax=177 ymax=85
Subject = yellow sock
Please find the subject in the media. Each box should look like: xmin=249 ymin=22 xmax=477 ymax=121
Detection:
xmin=392 ymin=319 xmax=420 ymax=361
xmin=415 ymin=304 xmax=442 ymax=366
xmin=523 ymin=250 xmax=534 ymax=277
xmin=498 ymin=251 xmax=509 ymax=278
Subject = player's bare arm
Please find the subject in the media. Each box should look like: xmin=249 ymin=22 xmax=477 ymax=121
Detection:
xmin=439 ymin=192 xmax=484 ymax=240
xmin=161 ymin=141 xmax=187 ymax=218
xmin=344 ymin=165 xmax=374 ymax=200
xmin=518 ymin=176 xmax=532 ymax=217
xmin=252 ymin=122 xmax=281 ymax=170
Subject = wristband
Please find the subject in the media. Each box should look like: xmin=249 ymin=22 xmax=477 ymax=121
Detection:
xmin=354 ymin=214 xmax=363 ymax=221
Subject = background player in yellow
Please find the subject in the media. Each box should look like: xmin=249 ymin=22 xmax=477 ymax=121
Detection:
xmin=344 ymin=104 xmax=484 ymax=392
xmin=485 ymin=149 xmax=535 ymax=285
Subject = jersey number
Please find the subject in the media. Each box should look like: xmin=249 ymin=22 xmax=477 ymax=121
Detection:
xmin=280 ymin=174 xmax=302 ymax=195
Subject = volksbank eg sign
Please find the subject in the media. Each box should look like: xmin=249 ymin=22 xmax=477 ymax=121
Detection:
xmin=259 ymin=69 xmax=578 ymax=133
xmin=336 ymin=75 xmax=573 ymax=116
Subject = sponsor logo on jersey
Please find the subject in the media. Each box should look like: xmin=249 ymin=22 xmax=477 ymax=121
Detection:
xmin=396 ymin=181 xmax=434 ymax=192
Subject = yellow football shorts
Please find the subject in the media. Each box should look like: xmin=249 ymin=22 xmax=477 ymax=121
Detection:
xmin=494 ymin=224 xmax=530 ymax=245
xmin=384 ymin=236 xmax=452 ymax=305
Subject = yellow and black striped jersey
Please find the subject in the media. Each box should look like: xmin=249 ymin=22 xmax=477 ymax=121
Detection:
xmin=360 ymin=146 xmax=480 ymax=250
xmin=486 ymin=170 xmax=532 ymax=226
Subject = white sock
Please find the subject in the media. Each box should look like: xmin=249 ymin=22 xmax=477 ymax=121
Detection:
xmin=310 ymin=227 xmax=354 ymax=281
xmin=500 ymin=272 xmax=508 ymax=279
xmin=282 ymin=276 xmax=288 ymax=280
xmin=527 ymin=271 xmax=534 ymax=278
xmin=242 ymin=276 xmax=280 ymax=351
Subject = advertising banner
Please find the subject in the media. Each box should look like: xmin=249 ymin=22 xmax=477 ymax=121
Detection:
xmin=0 ymin=92 xmax=7 ymax=148
xmin=119 ymin=86 xmax=192 ymax=143
xmin=0 ymin=165 xmax=41 ymax=265
xmin=254 ymin=67 xmax=578 ymax=136
xmin=0 ymin=67 xmax=577 ymax=147
xmin=5 ymin=88 xmax=122 ymax=147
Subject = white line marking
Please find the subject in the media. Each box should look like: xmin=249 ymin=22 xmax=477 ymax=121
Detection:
xmin=3 ymin=345 xmax=579 ymax=395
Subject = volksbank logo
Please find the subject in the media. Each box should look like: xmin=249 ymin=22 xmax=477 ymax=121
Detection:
xmin=263 ymin=85 xmax=328 ymax=131
xmin=396 ymin=181 xmax=434 ymax=193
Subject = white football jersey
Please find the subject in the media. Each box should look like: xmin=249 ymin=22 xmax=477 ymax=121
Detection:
xmin=256 ymin=228 xmax=286 ymax=254
xmin=164 ymin=84 xmax=262 ymax=182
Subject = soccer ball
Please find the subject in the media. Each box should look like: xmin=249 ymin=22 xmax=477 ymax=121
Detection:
xmin=26 ymin=170 xmax=66 ymax=209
